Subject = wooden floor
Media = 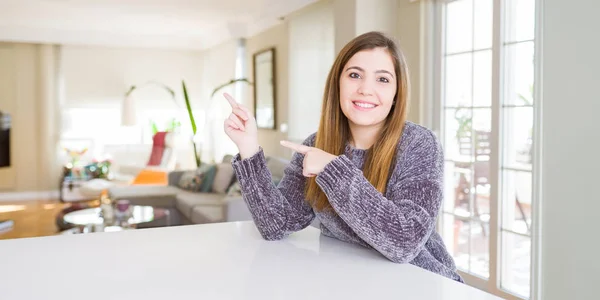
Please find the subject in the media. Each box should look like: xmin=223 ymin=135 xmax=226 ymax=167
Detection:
xmin=0 ymin=199 xmax=96 ymax=240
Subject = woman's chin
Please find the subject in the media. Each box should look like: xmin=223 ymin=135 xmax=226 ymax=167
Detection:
xmin=347 ymin=117 xmax=385 ymax=128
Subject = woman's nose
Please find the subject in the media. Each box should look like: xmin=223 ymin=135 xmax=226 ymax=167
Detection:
xmin=357 ymin=82 xmax=374 ymax=96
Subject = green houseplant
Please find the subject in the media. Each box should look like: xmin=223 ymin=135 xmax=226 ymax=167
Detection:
xmin=182 ymin=78 xmax=253 ymax=167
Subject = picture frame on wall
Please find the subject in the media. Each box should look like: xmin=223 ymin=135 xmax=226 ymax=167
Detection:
xmin=252 ymin=47 xmax=276 ymax=130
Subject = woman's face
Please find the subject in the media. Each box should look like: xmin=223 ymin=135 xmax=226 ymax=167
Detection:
xmin=339 ymin=47 xmax=397 ymax=130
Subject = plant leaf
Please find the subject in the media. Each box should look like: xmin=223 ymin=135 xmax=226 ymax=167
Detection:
xmin=210 ymin=78 xmax=253 ymax=98
xmin=182 ymin=80 xmax=197 ymax=135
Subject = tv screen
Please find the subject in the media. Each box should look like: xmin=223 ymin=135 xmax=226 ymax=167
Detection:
xmin=0 ymin=111 xmax=10 ymax=168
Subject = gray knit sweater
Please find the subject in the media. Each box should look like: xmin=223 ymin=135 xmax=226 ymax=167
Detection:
xmin=231 ymin=122 xmax=463 ymax=282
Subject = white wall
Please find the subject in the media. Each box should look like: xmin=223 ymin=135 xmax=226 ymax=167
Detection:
xmin=397 ymin=0 xmax=422 ymax=124
xmin=540 ymin=0 xmax=600 ymax=299
xmin=356 ymin=0 xmax=398 ymax=37
xmin=287 ymin=0 xmax=335 ymax=143
xmin=61 ymin=45 xmax=204 ymax=109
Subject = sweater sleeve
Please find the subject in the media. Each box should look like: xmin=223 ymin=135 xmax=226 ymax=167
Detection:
xmin=315 ymin=130 xmax=444 ymax=263
xmin=231 ymin=137 xmax=316 ymax=240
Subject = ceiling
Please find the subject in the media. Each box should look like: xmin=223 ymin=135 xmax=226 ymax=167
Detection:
xmin=0 ymin=0 xmax=318 ymax=50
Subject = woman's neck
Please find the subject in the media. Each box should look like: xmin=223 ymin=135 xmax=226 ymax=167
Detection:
xmin=348 ymin=122 xmax=384 ymax=150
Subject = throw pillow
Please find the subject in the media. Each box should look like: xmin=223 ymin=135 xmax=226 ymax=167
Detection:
xmin=178 ymin=170 xmax=205 ymax=192
xmin=177 ymin=163 xmax=218 ymax=193
xmin=199 ymin=163 xmax=218 ymax=192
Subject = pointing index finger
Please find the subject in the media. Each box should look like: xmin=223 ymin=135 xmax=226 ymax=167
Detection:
xmin=224 ymin=93 xmax=239 ymax=109
xmin=280 ymin=140 xmax=311 ymax=154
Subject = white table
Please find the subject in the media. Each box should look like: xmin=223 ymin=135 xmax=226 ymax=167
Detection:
xmin=0 ymin=221 xmax=499 ymax=300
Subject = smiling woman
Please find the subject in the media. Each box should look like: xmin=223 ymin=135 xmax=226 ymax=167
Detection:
xmin=339 ymin=48 xmax=398 ymax=133
xmin=221 ymin=31 xmax=464 ymax=283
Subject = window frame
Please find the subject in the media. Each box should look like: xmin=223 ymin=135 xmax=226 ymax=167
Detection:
xmin=427 ymin=0 xmax=543 ymax=299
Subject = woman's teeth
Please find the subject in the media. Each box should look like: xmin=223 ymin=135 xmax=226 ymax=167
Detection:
xmin=354 ymin=102 xmax=376 ymax=108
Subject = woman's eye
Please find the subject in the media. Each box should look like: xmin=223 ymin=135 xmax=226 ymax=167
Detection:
xmin=378 ymin=77 xmax=390 ymax=83
xmin=349 ymin=72 xmax=361 ymax=79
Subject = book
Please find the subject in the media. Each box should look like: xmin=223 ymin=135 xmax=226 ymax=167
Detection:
xmin=0 ymin=219 xmax=14 ymax=233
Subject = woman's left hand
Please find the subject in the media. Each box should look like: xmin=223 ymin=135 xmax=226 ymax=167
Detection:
xmin=280 ymin=140 xmax=338 ymax=177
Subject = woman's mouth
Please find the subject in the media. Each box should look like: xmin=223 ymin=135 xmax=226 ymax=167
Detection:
xmin=352 ymin=101 xmax=378 ymax=111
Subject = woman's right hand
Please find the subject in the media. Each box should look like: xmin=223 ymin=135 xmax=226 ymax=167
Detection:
xmin=223 ymin=93 xmax=260 ymax=159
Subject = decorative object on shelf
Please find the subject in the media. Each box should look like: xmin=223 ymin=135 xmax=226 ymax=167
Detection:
xmin=114 ymin=199 xmax=133 ymax=223
xmin=99 ymin=190 xmax=114 ymax=224
xmin=85 ymin=159 xmax=112 ymax=179
xmin=253 ymin=47 xmax=276 ymax=129
xmin=63 ymin=147 xmax=88 ymax=167
xmin=62 ymin=158 xmax=112 ymax=181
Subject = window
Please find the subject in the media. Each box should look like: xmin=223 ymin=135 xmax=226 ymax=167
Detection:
xmin=433 ymin=0 xmax=539 ymax=299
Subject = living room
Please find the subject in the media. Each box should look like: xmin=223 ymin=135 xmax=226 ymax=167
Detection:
xmin=1 ymin=0 xmax=598 ymax=300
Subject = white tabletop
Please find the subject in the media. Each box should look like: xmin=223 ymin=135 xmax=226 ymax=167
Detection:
xmin=0 ymin=221 xmax=499 ymax=300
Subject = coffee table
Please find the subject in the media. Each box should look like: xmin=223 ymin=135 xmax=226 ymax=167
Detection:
xmin=63 ymin=205 xmax=169 ymax=233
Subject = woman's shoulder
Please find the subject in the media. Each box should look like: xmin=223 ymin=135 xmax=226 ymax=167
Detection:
xmin=401 ymin=121 xmax=440 ymax=144
xmin=398 ymin=121 xmax=443 ymax=157
xmin=301 ymin=132 xmax=318 ymax=147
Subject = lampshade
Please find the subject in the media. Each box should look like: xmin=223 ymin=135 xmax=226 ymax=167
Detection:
xmin=121 ymin=95 xmax=137 ymax=126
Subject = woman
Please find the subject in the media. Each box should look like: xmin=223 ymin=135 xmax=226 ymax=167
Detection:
xmin=223 ymin=31 xmax=463 ymax=282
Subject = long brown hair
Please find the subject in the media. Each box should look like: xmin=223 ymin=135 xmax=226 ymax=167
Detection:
xmin=306 ymin=31 xmax=409 ymax=211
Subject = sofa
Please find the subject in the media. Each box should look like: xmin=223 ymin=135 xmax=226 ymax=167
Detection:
xmin=107 ymin=154 xmax=291 ymax=227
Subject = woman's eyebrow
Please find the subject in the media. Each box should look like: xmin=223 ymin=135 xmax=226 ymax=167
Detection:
xmin=345 ymin=66 xmax=364 ymax=72
xmin=375 ymin=69 xmax=394 ymax=78
xmin=345 ymin=66 xmax=394 ymax=78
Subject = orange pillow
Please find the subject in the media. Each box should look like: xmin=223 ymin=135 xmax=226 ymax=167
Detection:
xmin=131 ymin=169 xmax=168 ymax=185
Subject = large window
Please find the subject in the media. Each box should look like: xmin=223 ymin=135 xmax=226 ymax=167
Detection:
xmin=434 ymin=0 xmax=539 ymax=299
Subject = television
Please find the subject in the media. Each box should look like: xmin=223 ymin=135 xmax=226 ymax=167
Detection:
xmin=0 ymin=111 xmax=10 ymax=168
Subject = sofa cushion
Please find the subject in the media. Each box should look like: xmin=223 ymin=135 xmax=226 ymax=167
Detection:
xmin=175 ymin=192 xmax=223 ymax=221
xmin=191 ymin=205 xmax=225 ymax=223
xmin=107 ymin=185 xmax=179 ymax=208
xmin=211 ymin=162 xmax=235 ymax=194
xmin=222 ymin=154 xmax=234 ymax=163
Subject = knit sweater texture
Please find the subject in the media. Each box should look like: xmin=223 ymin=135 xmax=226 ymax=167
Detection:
xmin=231 ymin=121 xmax=463 ymax=282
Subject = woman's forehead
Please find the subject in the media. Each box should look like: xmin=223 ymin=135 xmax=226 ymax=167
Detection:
xmin=345 ymin=48 xmax=395 ymax=72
